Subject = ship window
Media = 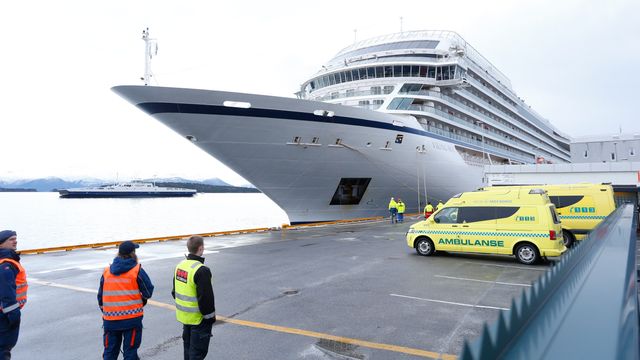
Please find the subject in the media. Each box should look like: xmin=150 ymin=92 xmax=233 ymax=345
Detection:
xmin=351 ymin=69 xmax=359 ymax=81
xmin=387 ymin=98 xmax=402 ymax=110
xmin=373 ymin=99 xmax=384 ymax=105
xmin=427 ymin=66 xmax=435 ymax=78
xmin=312 ymin=137 xmax=319 ymax=144
xmin=402 ymin=65 xmax=411 ymax=77
xmin=358 ymin=100 xmax=370 ymax=105
xmin=310 ymin=81 xmax=316 ymax=90
xmin=223 ymin=101 xmax=251 ymax=108
xmin=334 ymin=73 xmax=342 ymax=84
xmin=393 ymin=65 xmax=402 ymax=77
xmin=384 ymin=66 xmax=393 ymax=77
xmin=367 ymin=67 xmax=375 ymax=79
xmin=340 ymin=72 xmax=346 ymax=83
xmin=383 ymin=86 xmax=394 ymax=94
xmin=395 ymin=134 xmax=404 ymax=143
xmin=328 ymin=75 xmax=335 ymax=86
xmin=345 ymin=71 xmax=352 ymax=82
xmin=419 ymin=66 xmax=427 ymax=77
xmin=436 ymin=66 xmax=442 ymax=80
xmin=411 ymin=66 xmax=420 ymax=77
xmin=375 ymin=66 xmax=384 ymax=78
xmin=371 ymin=86 xmax=381 ymax=95
xmin=360 ymin=68 xmax=368 ymax=79
xmin=293 ymin=136 xmax=301 ymax=143
xmin=329 ymin=178 xmax=371 ymax=205
xmin=346 ymin=89 xmax=355 ymax=97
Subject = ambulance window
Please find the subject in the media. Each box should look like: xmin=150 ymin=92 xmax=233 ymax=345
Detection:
xmin=458 ymin=206 xmax=518 ymax=223
xmin=434 ymin=207 xmax=458 ymax=224
xmin=494 ymin=207 xmax=519 ymax=219
xmin=549 ymin=195 xmax=583 ymax=208
xmin=550 ymin=206 xmax=561 ymax=224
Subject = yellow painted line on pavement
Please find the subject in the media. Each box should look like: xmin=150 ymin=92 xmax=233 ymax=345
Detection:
xmin=30 ymin=279 xmax=456 ymax=359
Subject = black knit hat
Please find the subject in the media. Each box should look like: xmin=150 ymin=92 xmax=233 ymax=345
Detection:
xmin=0 ymin=230 xmax=17 ymax=244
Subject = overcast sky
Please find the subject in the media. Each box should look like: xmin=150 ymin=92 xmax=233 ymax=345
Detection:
xmin=2 ymin=0 xmax=638 ymax=185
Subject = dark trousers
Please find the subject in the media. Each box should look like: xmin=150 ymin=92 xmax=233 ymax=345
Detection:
xmin=183 ymin=320 xmax=213 ymax=360
xmin=0 ymin=316 xmax=19 ymax=360
xmin=103 ymin=327 xmax=142 ymax=360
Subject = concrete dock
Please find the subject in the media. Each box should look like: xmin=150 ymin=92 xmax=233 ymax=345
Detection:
xmin=16 ymin=217 xmax=551 ymax=359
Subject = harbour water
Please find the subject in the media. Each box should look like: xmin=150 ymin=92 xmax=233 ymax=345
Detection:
xmin=0 ymin=192 xmax=289 ymax=250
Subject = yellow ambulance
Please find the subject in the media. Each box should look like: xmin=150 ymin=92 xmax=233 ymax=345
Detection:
xmin=406 ymin=188 xmax=566 ymax=264
xmin=480 ymin=184 xmax=616 ymax=247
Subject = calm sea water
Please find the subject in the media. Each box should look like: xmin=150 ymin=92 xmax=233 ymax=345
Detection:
xmin=0 ymin=193 xmax=289 ymax=250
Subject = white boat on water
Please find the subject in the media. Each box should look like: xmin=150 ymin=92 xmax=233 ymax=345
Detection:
xmin=113 ymin=30 xmax=570 ymax=223
xmin=58 ymin=180 xmax=197 ymax=198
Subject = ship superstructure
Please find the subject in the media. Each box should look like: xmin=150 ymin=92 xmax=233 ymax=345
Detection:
xmin=299 ymin=30 xmax=570 ymax=166
xmin=113 ymin=30 xmax=570 ymax=223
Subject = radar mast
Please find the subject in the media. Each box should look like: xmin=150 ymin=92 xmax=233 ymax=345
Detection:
xmin=141 ymin=28 xmax=158 ymax=86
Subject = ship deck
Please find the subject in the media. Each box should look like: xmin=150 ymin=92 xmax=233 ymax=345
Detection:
xmin=17 ymin=217 xmax=552 ymax=359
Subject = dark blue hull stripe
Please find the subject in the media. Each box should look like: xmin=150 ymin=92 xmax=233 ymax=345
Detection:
xmin=137 ymin=102 xmax=520 ymax=160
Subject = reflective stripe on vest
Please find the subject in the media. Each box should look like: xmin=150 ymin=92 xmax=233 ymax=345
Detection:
xmin=102 ymin=263 xmax=143 ymax=321
xmin=174 ymin=259 xmax=204 ymax=325
xmin=0 ymin=258 xmax=28 ymax=312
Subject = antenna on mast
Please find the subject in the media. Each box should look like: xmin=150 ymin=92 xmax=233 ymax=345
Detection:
xmin=141 ymin=28 xmax=158 ymax=86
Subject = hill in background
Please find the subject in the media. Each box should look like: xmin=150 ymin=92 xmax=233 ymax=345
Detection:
xmin=0 ymin=177 xmax=259 ymax=193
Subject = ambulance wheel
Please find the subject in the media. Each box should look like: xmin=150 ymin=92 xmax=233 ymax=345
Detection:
xmin=515 ymin=243 xmax=539 ymax=265
xmin=562 ymin=231 xmax=574 ymax=248
xmin=415 ymin=237 xmax=435 ymax=256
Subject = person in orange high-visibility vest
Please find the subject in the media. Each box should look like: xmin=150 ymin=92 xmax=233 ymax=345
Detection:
xmin=98 ymin=241 xmax=154 ymax=360
xmin=0 ymin=230 xmax=26 ymax=360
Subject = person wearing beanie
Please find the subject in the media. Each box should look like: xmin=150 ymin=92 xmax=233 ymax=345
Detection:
xmin=97 ymin=241 xmax=154 ymax=360
xmin=0 ymin=230 xmax=27 ymax=360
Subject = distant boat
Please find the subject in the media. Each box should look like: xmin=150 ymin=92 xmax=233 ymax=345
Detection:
xmin=58 ymin=181 xmax=197 ymax=198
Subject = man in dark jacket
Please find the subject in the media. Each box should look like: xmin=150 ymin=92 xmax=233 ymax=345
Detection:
xmin=172 ymin=235 xmax=216 ymax=360
xmin=98 ymin=241 xmax=154 ymax=360
xmin=0 ymin=230 xmax=25 ymax=360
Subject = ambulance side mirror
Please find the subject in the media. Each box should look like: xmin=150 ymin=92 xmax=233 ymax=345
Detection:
xmin=434 ymin=217 xmax=440 ymax=223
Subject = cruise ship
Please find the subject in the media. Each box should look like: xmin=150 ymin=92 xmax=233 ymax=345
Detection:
xmin=113 ymin=30 xmax=571 ymax=223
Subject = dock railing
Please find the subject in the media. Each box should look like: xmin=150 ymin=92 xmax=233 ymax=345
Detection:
xmin=459 ymin=204 xmax=639 ymax=359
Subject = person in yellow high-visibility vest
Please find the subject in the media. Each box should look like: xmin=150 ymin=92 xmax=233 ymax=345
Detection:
xmin=396 ymin=199 xmax=406 ymax=223
xmin=424 ymin=202 xmax=434 ymax=219
xmin=388 ymin=197 xmax=398 ymax=224
xmin=436 ymin=201 xmax=444 ymax=210
xmin=173 ymin=235 xmax=216 ymax=360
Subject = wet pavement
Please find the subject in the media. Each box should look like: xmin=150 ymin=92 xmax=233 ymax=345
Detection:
xmin=15 ymin=216 xmax=551 ymax=359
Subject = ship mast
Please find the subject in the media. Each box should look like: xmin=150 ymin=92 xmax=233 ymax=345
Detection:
xmin=141 ymin=28 xmax=158 ymax=86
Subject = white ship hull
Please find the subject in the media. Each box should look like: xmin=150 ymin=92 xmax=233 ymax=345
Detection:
xmin=113 ymin=86 xmax=483 ymax=223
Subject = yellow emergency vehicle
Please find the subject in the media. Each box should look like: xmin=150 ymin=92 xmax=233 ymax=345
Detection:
xmin=406 ymin=188 xmax=566 ymax=265
xmin=480 ymin=184 xmax=616 ymax=247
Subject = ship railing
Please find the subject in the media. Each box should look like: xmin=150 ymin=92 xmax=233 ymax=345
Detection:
xmin=400 ymin=89 xmax=568 ymax=159
xmin=463 ymin=76 xmax=557 ymax=138
xmin=423 ymin=123 xmax=532 ymax=163
xmin=459 ymin=204 xmax=639 ymax=360
xmin=404 ymin=105 xmax=534 ymax=162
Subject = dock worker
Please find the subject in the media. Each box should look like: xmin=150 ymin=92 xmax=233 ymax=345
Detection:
xmin=436 ymin=200 xmax=444 ymax=211
xmin=424 ymin=202 xmax=434 ymax=219
xmin=173 ymin=235 xmax=216 ymax=360
xmin=98 ymin=241 xmax=154 ymax=360
xmin=388 ymin=197 xmax=398 ymax=224
xmin=397 ymin=199 xmax=406 ymax=223
xmin=0 ymin=230 xmax=26 ymax=360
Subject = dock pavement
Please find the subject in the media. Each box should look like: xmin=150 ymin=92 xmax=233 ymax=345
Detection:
xmin=16 ymin=216 xmax=550 ymax=359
